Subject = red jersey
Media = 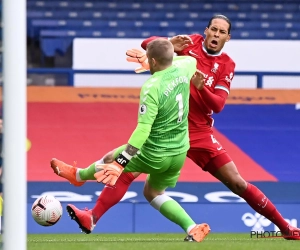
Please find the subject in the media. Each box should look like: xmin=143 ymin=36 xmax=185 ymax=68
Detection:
xmin=141 ymin=34 xmax=235 ymax=137
xmin=178 ymin=34 xmax=235 ymax=136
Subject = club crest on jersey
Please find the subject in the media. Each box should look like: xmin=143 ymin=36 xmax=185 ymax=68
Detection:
xmin=139 ymin=104 xmax=147 ymax=114
xmin=211 ymin=63 xmax=219 ymax=73
xmin=205 ymin=76 xmax=214 ymax=87
xmin=225 ymin=72 xmax=234 ymax=83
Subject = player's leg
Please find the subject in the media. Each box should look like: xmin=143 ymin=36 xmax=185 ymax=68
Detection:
xmin=50 ymin=145 xmax=127 ymax=184
xmin=50 ymin=157 xmax=86 ymax=186
xmin=78 ymin=148 xmax=117 ymax=180
xmin=144 ymin=153 xmax=210 ymax=242
xmin=66 ymin=145 xmax=138 ymax=233
xmin=189 ymin=133 xmax=300 ymax=239
xmin=92 ymin=173 xmax=139 ymax=224
xmin=209 ymin=158 xmax=300 ymax=239
xmin=66 ymin=170 xmax=139 ymax=234
xmin=91 ymin=145 xmax=139 ymax=224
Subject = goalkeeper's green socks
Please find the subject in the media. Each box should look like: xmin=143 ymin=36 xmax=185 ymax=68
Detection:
xmin=150 ymin=194 xmax=196 ymax=233
xmin=78 ymin=162 xmax=98 ymax=180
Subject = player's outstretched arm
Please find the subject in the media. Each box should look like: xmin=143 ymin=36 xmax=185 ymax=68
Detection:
xmin=126 ymin=48 xmax=149 ymax=73
xmin=169 ymin=35 xmax=193 ymax=52
xmin=141 ymin=36 xmax=162 ymax=50
xmin=126 ymin=49 xmax=147 ymax=63
xmin=141 ymin=35 xmax=193 ymax=53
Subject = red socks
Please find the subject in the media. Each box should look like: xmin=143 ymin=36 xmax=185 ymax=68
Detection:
xmin=92 ymin=172 xmax=136 ymax=223
xmin=240 ymin=183 xmax=288 ymax=231
xmin=92 ymin=177 xmax=289 ymax=232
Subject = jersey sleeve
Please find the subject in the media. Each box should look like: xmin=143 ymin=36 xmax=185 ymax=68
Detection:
xmin=173 ymin=56 xmax=197 ymax=79
xmin=137 ymin=82 xmax=159 ymax=125
xmin=141 ymin=36 xmax=167 ymax=50
xmin=215 ymin=59 xmax=236 ymax=94
xmin=128 ymin=122 xmax=151 ymax=149
xmin=127 ymin=81 xmax=159 ymax=149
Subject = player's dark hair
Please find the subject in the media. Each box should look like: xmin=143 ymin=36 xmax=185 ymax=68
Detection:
xmin=207 ymin=14 xmax=231 ymax=34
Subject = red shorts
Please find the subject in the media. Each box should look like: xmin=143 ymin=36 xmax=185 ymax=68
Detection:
xmin=187 ymin=132 xmax=232 ymax=174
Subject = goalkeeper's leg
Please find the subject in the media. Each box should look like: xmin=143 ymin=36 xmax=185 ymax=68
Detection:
xmin=79 ymin=144 xmax=132 ymax=182
xmin=77 ymin=153 xmax=113 ymax=181
xmin=144 ymin=153 xmax=210 ymax=242
xmin=145 ymin=181 xmax=210 ymax=242
xmin=50 ymin=146 xmax=117 ymax=186
xmin=78 ymin=147 xmax=122 ymax=181
xmin=50 ymin=151 xmax=114 ymax=185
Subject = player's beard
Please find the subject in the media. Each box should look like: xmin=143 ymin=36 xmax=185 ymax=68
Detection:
xmin=206 ymin=47 xmax=218 ymax=55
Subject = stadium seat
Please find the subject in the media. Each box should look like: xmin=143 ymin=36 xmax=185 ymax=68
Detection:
xmin=24 ymin=0 xmax=300 ymax=59
xmin=234 ymin=30 xmax=293 ymax=39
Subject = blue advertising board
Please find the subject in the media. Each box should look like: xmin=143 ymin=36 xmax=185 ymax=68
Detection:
xmin=28 ymin=182 xmax=300 ymax=234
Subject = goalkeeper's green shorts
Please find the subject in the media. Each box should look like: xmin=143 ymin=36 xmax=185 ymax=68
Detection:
xmin=113 ymin=145 xmax=187 ymax=191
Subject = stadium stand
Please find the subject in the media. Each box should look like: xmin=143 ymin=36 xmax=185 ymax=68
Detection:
xmin=1 ymin=0 xmax=299 ymax=66
xmin=24 ymin=0 xmax=300 ymax=63
xmin=1 ymin=0 xmax=299 ymax=235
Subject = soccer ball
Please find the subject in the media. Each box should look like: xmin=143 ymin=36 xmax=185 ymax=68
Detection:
xmin=31 ymin=195 xmax=63 ymax=226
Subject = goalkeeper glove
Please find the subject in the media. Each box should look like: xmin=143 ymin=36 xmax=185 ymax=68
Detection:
xmin=94 ymin=161 xmax=124 ymax=186
xmin=126 ymin=48 xmax=150 ymax=73
xmin=94 ymin=152 xmax=131 ymax=186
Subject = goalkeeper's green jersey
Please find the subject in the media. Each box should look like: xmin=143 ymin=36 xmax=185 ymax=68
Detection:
xmin=128 ymin=56 xmax=197 ymax=158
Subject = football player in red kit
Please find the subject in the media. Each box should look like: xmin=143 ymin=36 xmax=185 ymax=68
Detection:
xmin=154 ymin=31 xmax=235 ymax=174
xmin=51 ymin=14 xmax=300 ymax=239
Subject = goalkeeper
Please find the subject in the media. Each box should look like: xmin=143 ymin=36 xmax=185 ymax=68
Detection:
xmin=50 ymin=38 xmax=210 ymax=242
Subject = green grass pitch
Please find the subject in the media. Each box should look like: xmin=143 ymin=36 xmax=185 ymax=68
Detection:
xmin=26 ymin=233 xmax=300 ymax=250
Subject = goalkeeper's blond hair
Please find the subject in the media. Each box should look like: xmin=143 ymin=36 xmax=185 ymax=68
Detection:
xmin=146 ymin=38 xmax=174 ymax=67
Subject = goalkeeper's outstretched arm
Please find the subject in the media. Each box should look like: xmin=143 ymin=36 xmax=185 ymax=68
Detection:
xmin=126 ymin=48 xmax=149 ymax=73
